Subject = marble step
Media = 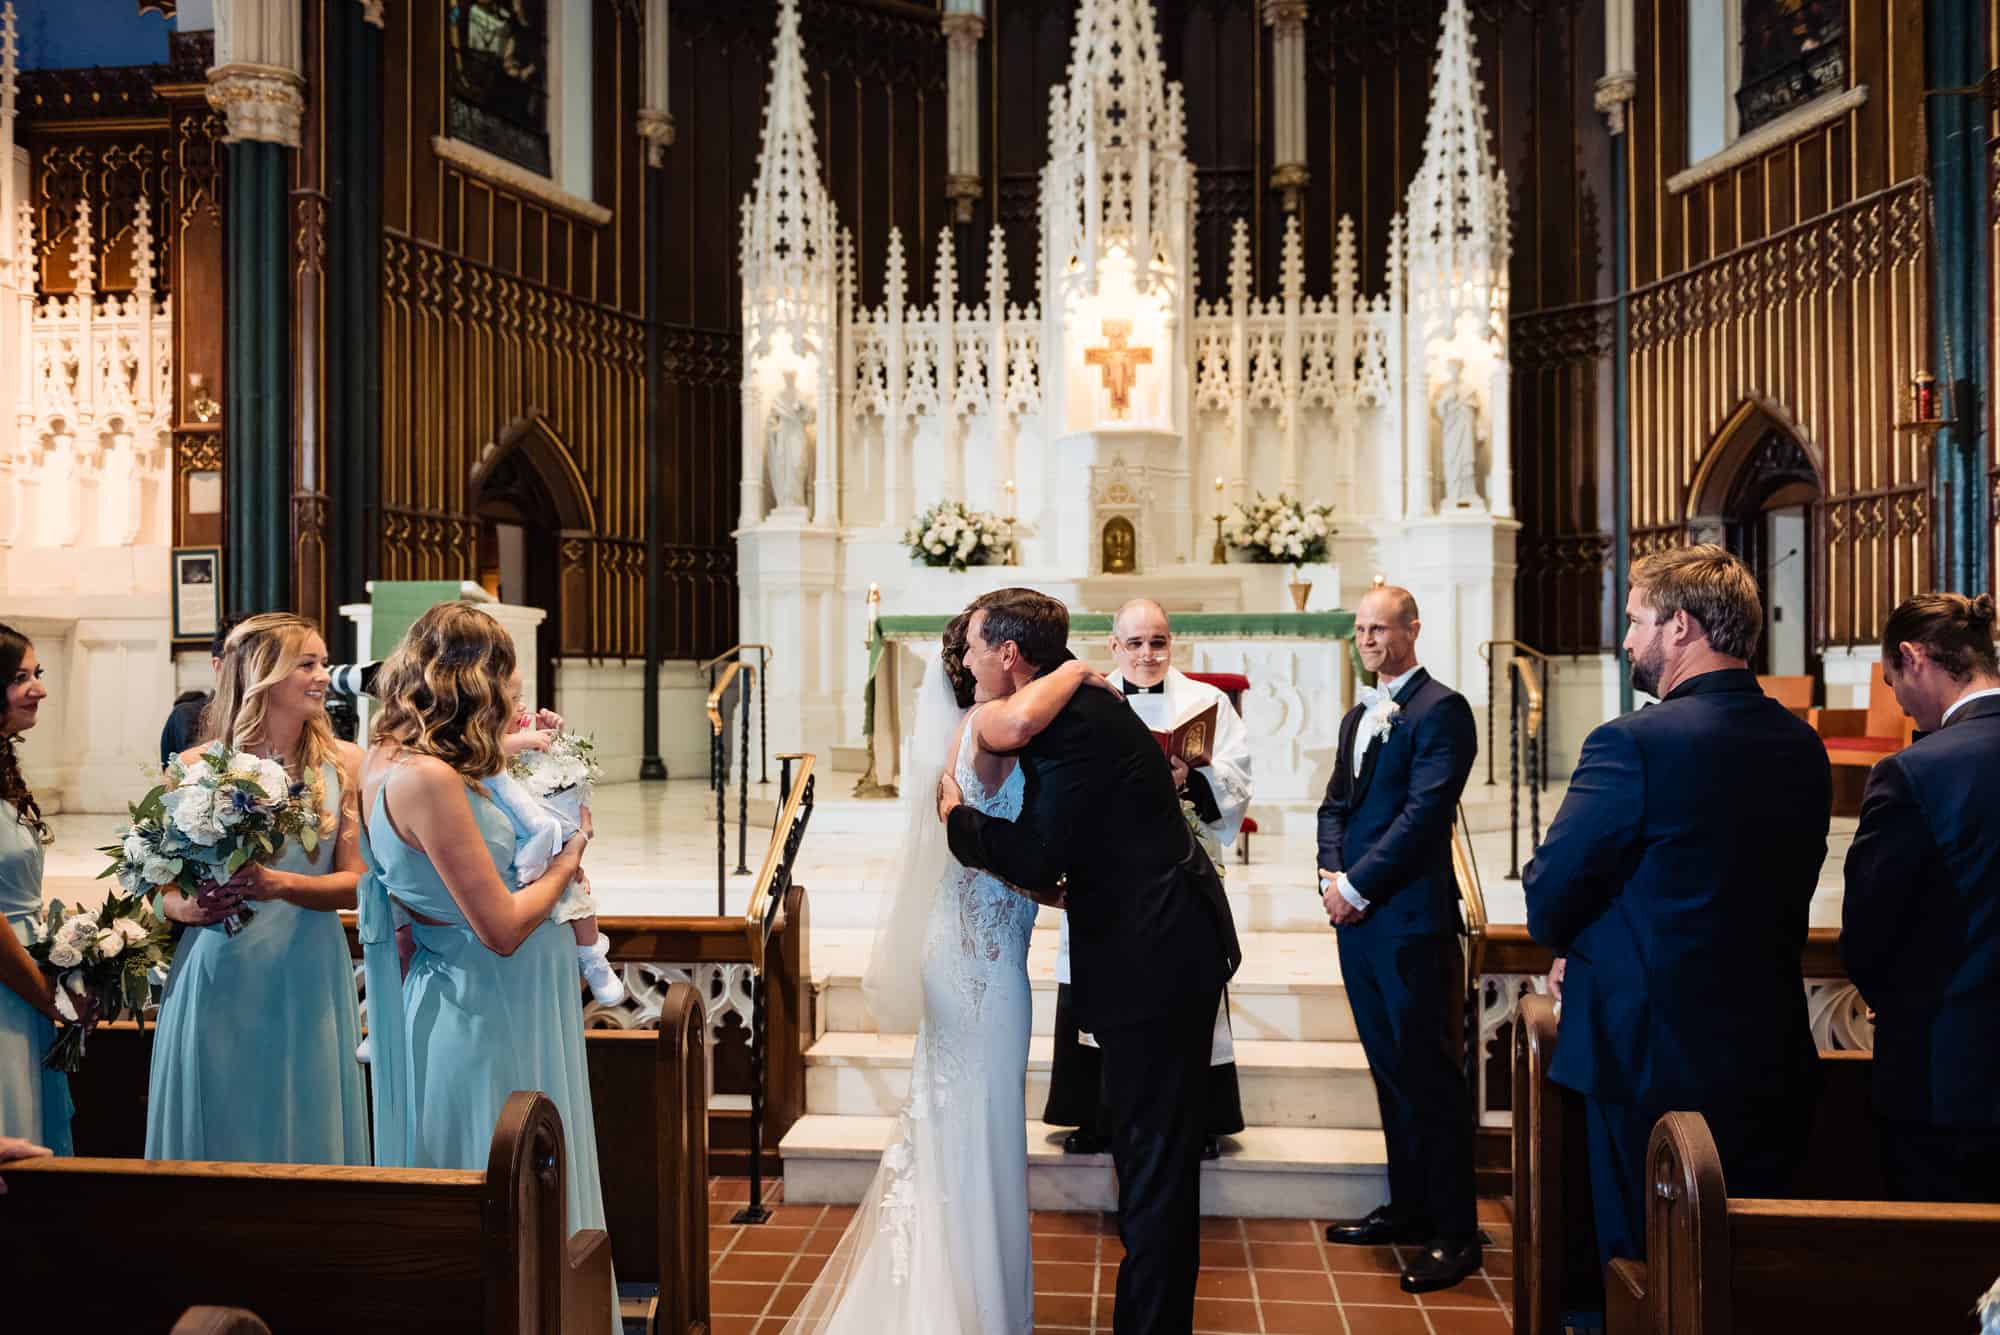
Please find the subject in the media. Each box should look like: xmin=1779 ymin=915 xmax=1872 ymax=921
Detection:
xmin=778 ymin=1115 xmax=1389 ymax=1219
xmin=803 ymin=1032 xmax=1379 ymax=1130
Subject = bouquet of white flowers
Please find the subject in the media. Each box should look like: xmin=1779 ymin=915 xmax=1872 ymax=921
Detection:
xmin=507 ymin=729 xmax=601 ymax=838
xmin=1227 ymin=493 xmax=1336 ymax=565
xmin=904 ymin=499 xmax=1008 ymax=571
xmin=97 ymin=742 xmax=324 ymax=936
xmin=26 ymin=891 xmax=172 ymax=1070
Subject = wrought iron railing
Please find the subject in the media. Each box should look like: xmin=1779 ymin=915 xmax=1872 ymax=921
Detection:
xmin=1478 ymin=640 xmax=1549 ymax=878
xmin=705 ymin=661 xmax=756 ymax=902
xmin=699 ymin=643 xmax=773 ymax=785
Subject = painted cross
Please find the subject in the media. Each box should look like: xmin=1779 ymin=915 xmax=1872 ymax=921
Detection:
xmin=1084 ymin=319 xmax=1152 ymax=419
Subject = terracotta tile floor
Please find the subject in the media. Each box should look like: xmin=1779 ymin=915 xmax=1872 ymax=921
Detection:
xmin=703 ymin=1180 xmax=1513 ymax=1334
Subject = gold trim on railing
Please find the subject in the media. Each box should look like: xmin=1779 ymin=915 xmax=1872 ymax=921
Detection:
xmin=705 ymin=661 xmax=744 ymax=736
xmin=1508 ymin=657 xmax=1544 ymax=741
xmin=747 ymin=752 xmax=815 ymax=974
xmin=1453 ymin=821 xmax=1489 ymax=980
xmin=697 ymin=643 xmax=776 ymax=675
xmin=1477 ymin=639 xmax=1551 ymax=664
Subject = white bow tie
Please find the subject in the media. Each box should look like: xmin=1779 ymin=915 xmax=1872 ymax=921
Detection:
xmin=1358 ymin=683 xmax=1395 ymax=711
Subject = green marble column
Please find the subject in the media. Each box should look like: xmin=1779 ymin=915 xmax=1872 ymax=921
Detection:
xmin=224 ymin=139 xmax=293 ymax=617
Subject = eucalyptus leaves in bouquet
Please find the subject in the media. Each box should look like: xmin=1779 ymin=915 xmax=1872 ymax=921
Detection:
xmin=1227 ymin=493 xmax=1336 ymax=565
xmin=905 ymin=499 xmax=1008 ymax=571
xmin=98 ymin=742 xmax=323 ymax=936
xmin=26 ymin=891 xmax=172 ymax=1070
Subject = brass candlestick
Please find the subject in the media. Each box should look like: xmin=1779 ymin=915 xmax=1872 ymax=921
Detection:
xmin=1211 ymin=513 xmax=1227 ymax=564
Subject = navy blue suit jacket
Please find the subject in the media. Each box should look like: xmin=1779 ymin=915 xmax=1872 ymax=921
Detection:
xmin=1524 ymin=669 xmax=1830 ymax=1110
xmin=1842 ymin=694 xmax=2000 ymax=1128
xmin=1315 ymin=667 xmax=1478 ymax=940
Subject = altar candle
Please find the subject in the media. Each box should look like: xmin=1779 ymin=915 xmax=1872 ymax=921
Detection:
xmin=1004 ymin=478 xmax=1016 ymax=518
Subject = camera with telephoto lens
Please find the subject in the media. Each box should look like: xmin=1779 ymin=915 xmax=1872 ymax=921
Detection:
xmin=323 ymin=662 xmax=381 ymax=742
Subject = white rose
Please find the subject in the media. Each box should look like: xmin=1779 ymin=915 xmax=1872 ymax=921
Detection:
xmin=227 ymin=752 xmax=262 ymax=778
xmin=48 ymin=942 xmax=81 ymax=968
xmin=256 ymin=758 xmax=291 ymax=799
xmin=141 ymin=855 xmax=179 ymax=885
xmin=57 ymin=915 xmax=97 ymax=947
xmin=94 ymin=928 xmax=124 ymax=959
xmin=122 ymin=832 xmax=149 ymax=863
xmin=116 ymin=918 xmax=150 ymax=945
xmin=166 ymin=787 xmax=224 ymax=845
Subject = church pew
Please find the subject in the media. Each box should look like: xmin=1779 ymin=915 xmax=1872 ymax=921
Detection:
xmin=1511 ymin=1000 xmax=1882 ymax=1335
xmin=68 ymin=980 xmax=715 ymax=1333
xmin=1604 ymin=1111 xmax=2000 ymax=1335
xmin=0 ymin=1091 xmax=614 ymax=1335
xmin=171 ymin=1309 xmax=271 ymax=1335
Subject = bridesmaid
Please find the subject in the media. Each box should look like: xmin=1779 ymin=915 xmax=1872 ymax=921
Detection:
xmin=357 ymin=603 xmax=610 ymax=1327
xmin=146 ymin=613 xmax=370 ymax=1165
xmin=0 ymin=622 xmax=75 ymax=1154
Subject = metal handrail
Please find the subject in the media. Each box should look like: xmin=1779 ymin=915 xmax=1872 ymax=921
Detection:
xmin=746 ymin=752 xmax=815 ymax=975
xmin=697 ymin=643 xmax=775 ymax=675
xmin=1509 ymin=656 xmax=1544 ymax=741
xmin=1477 ymin=639 xmax=1551 ymax=665
xmin=705 ymin=661 xmax=744 ymax=735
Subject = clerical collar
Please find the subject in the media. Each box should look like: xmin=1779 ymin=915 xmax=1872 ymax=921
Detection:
xmin=1122 ymin=677 xmax=1167 ymax=696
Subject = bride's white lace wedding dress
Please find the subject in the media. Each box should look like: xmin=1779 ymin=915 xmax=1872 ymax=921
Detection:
xmin=785 ymin=704 xmax=1040 ymax=1333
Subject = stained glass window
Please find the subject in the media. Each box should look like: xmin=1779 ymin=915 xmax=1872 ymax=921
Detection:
xmin=1736 ymin=0 xmax=1844 ymax=135
xmin=447 ymin=0 xmax=552 ymax=176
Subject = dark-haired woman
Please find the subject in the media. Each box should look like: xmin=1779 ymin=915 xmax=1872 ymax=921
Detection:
xmin=146 ymin=613 xmax=371 ymax=1165
xmin=354 ymin=603 xmax=610 ymax=1327
xmin=0 ymin=623 xmax=73 ymax=1153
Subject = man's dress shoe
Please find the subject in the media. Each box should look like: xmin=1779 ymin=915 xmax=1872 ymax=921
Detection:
xmin=1400 ymin=1237 xmax=1482 ymax=1293
xmin=1323 ymin=1205 xmax=1430 ymax=1246
xmin=1061 ymin=1129 xmax=1109 ymax=1155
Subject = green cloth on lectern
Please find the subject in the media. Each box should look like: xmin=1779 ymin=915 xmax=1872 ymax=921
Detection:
xmin=368 ymin=582 xmax=471 ymax=658
xmin=875 ymin=610 xmax=1356 ymax=641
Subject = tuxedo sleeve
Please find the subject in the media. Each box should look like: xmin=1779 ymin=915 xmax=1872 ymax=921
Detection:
xmin=1316 ymin=708 xmax=1359 ymax=874
xmin=945 ymin=760 xmax=1077 ymax=895
xmin=1523 ymin=722 xmax=1642 ymax=950
xmin=1841 ymin=756 xmax=1935 ymax=1000
xmin=1341 ymin=694 xmax=1476 ymax=903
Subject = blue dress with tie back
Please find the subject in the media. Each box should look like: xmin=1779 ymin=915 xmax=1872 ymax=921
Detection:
xmin=146 ymin=761 xmax=371 ymax=1165
xmin=357 ymin=767 xmax=614 ymax=1331
xmin=0 ymin=798 xmax=70 ymax=1153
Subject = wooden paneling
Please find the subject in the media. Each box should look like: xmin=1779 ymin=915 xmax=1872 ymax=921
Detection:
xmin=1625 ymin=0 xmax=1932 ymax=649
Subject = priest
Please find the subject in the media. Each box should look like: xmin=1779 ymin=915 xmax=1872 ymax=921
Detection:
xmin=1044 ymin=598 xmax=1249 ymax=1158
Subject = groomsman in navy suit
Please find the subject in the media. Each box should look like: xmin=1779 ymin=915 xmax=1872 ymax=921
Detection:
xmin=1843 ymin=592 xmax=2000 ymax=1202
xmin=1317 ymin=585 xmax=1481 ymax=1292
xmin=1525 ymin=545 xmax=1829 ymax=1264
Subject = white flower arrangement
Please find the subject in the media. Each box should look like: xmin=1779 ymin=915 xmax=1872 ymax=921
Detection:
xmin=97 ymin=742 xmax=323 ymax=936
xmin=508 ymin=729 xmax=601 ymax=837
xmin=1979 ymin=1273 xmax=2000 ymax=1335
xmin=903 ymin=499 xmax=1008 ymax=571
xmin=1226 ymin=492 xmax=1336 ymax=565
xmin=26 ymin=891 xmax=172 ymax=1070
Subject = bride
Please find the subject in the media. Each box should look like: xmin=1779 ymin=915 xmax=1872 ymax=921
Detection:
xmin=786 ymin=612 xmax=1111 ymax=1334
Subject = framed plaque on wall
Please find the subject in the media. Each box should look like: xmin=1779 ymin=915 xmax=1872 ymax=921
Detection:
xmin=171 ymin=546 xmax=224 ymax=644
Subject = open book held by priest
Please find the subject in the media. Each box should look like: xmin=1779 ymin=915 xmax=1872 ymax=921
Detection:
xmin=1129 ymin=696 xmax=1219 ymax=770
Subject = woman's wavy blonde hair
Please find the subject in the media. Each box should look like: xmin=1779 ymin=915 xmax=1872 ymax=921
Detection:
xmin=369 ymin=602 xmax=515 ymax=780
xmin=199 ymin=612 xmax=339 ymax=836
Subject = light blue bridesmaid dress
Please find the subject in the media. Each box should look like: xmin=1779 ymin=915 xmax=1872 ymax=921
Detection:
xmin=145 ymin=761 xmax=370 ymax=1164
xmin=357 ymin=772 xmax=614 ymax=1329
xmin=0 ymin=798 xmax=71 ymax=1153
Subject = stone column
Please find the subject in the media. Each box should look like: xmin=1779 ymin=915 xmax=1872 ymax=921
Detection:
xmin=209 ymin=0 xmax=305 ymax=617
xmin=1597 ymin=0 xmax=1635 ymax=709
xmin=1263 ymin=0 xmax=1308 ymax=212
xmin=942 ymin=5 xmax=984 ymax=224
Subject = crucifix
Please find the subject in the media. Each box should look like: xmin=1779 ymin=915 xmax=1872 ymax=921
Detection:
xmin=1084 ymin=319 xmax=1152 ymax=420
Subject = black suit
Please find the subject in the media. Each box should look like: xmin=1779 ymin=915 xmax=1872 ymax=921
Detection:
xmin=948 ymin=655 xmax=1239 ymax=1335
xmin=1843 ymin=692 xmax=2000 ymax=1202
xmin=1525 ymin=668 xmax=1829 ymax=1262
xmin=1315 ymin=667 xmax=1479 ymax=1239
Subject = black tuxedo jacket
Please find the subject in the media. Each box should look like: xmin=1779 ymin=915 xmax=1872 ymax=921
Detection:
xmin=1315 ymin=667 xmax=1477 ymax=940
xmin=1843 ymin=693 xmax=2000 ymax=1128
xmin=1525 ymin=668 xmax=1830 ymax=1109
xmin=946 ymin=655 xmax=1241 ymax=1032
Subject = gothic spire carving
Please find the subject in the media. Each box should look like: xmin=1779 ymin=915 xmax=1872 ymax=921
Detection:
xmin=1403 ymin=0 xmax=1508 ymax=284
xmin=741 ymin=0 xmax=838 ymax=359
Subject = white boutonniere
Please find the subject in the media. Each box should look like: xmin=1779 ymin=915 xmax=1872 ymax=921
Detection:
xmin=1360 ymin=697 xmax=1402 ymax=748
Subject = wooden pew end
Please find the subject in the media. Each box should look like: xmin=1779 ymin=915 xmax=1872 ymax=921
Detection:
xmin=171 ymin=1309 xmax=272 ymax=1335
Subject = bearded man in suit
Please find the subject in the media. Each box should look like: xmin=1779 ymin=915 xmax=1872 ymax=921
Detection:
xmin=1316 ymin=585 xmax=1481 ymax=1292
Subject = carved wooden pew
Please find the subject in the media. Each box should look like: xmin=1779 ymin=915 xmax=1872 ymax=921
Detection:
xmin=1 ymin=1091 xmax=614 ymax=1335
xmin=66 ymin=980 xmax=714 ymax=1335
xmin=1605 ymin=1112 xmax=2000 ymax=1335
xmin=171 ymin=1309 xmax=272 ymax=1335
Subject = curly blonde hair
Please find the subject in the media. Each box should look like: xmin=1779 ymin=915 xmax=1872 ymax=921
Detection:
xmin=369 ymin=602 xmax=515 ymax=780
xmin=199 ymin=612 xmax=340 ymax=836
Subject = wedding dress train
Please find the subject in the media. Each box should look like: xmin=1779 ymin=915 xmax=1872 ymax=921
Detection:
xmin=785 ymin=705 xmax=1039 ymax=1333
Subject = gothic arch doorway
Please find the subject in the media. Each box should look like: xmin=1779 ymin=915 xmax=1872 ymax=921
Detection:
xmin=1686 ymin=397 xmax=1825 ymax=679
xmin=468 ymin=413 xmax=594 ymax=708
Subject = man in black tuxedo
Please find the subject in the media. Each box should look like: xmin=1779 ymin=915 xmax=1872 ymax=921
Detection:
xmin=939 ymin=587 xmax=1240 ymax=1335
xmin=1525 ymin=544 xmax=1829 ymax=1265
xmin=1316 ymin=585 xmax=1481 ymax=1291
xmin=1844 ymin=592 xmax=2000 ymax=1202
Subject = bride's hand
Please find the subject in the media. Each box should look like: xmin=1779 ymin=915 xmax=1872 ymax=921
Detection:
xmin=936 ymin=772 xmax=963 ymax=823
xmin=1064 ymin=660 xmax=1119 ymax=696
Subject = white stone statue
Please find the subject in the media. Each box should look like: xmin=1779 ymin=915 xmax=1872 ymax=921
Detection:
xmin=765 ymin=368 xmax=815 ymax=513
xmin=1437 ymin=368 xmax=1482 ymax=508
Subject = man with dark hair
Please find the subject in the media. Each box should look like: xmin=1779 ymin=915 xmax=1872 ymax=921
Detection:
xmin=940 ymin=586 xmax=1240 ymax=1335
xmin=1525 ymin=543 xmax=1830 ymax=1264
xmin=1844 ymin=592 xmax=2000 ymax=1201
xmin=158 ymin=614 xmax=247 ymax=764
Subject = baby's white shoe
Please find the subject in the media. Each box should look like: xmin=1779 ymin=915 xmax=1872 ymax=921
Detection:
xmin=580 ymin=944 xmax=626 ymax=1006
xmin=355 ymin=1033 xmax=373 ymax=1064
